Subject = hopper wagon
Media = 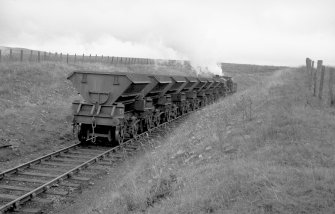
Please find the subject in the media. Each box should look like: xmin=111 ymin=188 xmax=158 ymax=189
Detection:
xmin=67 ymin=71 xmax=237 ymax=145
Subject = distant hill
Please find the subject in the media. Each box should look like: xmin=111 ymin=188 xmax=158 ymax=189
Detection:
xmin=0 ymin=46 xmax=37 ymax=55
xmin=220 ymin=62 xmax=288 ymax=75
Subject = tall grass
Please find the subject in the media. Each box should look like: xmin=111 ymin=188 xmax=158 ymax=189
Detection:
xmin=84 ymin=67 xmax=335 ymax=214
xmin=0 ymin=61 xmax=196 ymax=164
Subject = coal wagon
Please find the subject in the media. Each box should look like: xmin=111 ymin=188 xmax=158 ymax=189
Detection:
xmin=68 ymin=71 xmax=236 ymax=145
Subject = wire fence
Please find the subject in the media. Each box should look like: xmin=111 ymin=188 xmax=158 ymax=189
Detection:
xmin=0 ymin=48 xmax=190 ymax=66
xmin=305 ymin=57 xmax=335 ymax=106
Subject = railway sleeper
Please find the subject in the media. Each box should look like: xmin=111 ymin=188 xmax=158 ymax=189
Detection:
xmin=19 ymin=172 xmax=56 ymax=179
xmin=97 ymin=161 xmax=115 ymax=167
xmin=45 ymin=189 xmax=69 ymax=196
xmin=69 ymin=176 xmax=90 ymax=182
xmin=58 ymin=182 xmax=80 ymax=188
xmin=78 ymin=171 xmax=101 ymax=177
xmin=51 ymin=158 xmax=85 ymax=164
xmin=15 ymin=207 xmax=42 ymax=214
xmin=29 ymin=166 xmax=67 ymax=174
xmin=40 ymin=161 xmax=78 ymax=167
xmin=65 ymin=151 xmax=98 ymax=156
xmin=0 ymin=185 xmax=33 ymax=192
xmin=6 ymin=177 xmax=46 ymax=184
xmin=59 ymin=154 xmax=91 ymax=160
xmin=0 ymin=193 xmax=19 ymax=200
xmin=76 ymin=148 xmax=107 ymax=153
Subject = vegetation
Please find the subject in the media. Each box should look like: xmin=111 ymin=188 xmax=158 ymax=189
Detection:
xmin=3 ymin=60 xmax=332 ymax=213
xmin=0 ymin=61 xmax=195 ymax=164
xmin=77 ymin=67 xmax=335 ymax=214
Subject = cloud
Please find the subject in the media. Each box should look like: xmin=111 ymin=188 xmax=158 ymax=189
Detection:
xmin=0 ymin=0 xmax=335 ymax=74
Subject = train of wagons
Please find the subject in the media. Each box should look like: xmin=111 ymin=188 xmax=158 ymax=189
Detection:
xmin=67 ymin=71 xmax=237 ymax=145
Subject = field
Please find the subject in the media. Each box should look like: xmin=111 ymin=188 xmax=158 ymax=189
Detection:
xmin=0 ymin=61 xmax=195 ymax=167
xmin=45 ymin=64 xmax=335 ymax=214
xmin=2 ymin=60 xmax=334 ymax=214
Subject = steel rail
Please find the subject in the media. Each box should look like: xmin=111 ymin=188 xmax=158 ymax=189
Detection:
xmin=0 ymin=112 xmax=188 ymax=213
xmin=0 ymin=144 xmax=81 ymax=179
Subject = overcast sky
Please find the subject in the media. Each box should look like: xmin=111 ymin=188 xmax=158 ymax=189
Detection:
xmin=0 ymin=0 xmax=334 ymax=73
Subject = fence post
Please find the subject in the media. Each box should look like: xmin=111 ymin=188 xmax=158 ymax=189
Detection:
xmin=29 ymin=50 xmax=33 ymax=62
xmin=74 ymin=54 xmax=77 ymax=63
xmin=82 ymin=54 xmax=84 ymax=63
xmin=319 ymin=65 xmax=325 ymax=99
xmin=44 ymin=52 xmax=46 ymax=61
xmin=95 ymin=54 xmax=97 ymax=62
xmin=311 ymin=60 xmax=315 ymax=78
xmin=9 ymin=49 xmax=12 ymax=61
xmin=89 ymin=54 xmax=91 ymax=62
xmin=306 ymin=58 xmax=311 ymax=72
xmin=38 ymin=51 xmax=40 ymax=63
xmin=111 ymin=56 xmax=114 ymax=63
xmin=107 ymin=56 xmax=109 ymax=63
xmin=313 ymin=61 xmax=317 ymax=96
xmin=314 ymin=60 xmax=323 ymax=96
xmin=66 ymin=54 xmax=69 ymax=64
xmin=20 ymin=50 xmax=23 ymax=62
xmin=329 ymin=67 xmax=334 ymax=106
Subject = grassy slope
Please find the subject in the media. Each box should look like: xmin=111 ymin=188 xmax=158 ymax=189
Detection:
xmin=79 ymin=67 xmax=335 ymax=214
xmin=0 ymin=62 xmax=195 ymax=164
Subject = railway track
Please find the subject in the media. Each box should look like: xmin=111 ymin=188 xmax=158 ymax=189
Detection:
xmin=0 ymin=113 xmax=189 ymax=214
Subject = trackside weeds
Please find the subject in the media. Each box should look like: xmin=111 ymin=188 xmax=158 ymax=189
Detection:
xmin=67 ymin=67 xmax=335 ymax=214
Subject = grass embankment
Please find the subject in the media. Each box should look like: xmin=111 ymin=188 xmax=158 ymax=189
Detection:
xmin=0 ymin=62 xmax=195 ymax=164
xmin=85 ymin=67 xmax=335 ymax=214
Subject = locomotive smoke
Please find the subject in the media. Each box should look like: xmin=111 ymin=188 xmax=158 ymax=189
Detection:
xmin=1 ymin=0 xmax=335 ymax=72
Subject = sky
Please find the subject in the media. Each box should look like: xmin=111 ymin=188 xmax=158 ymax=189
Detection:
xmin=0 ymin=0 xmax=334 ymax=74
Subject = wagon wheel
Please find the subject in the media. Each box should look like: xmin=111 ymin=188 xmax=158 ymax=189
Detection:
xmin=183 ymin=105 xmax=187 ymax=114
xmin=78 ymin=124 xmax=89 ymax=144
xmin=173 ymin=107 xmax=178 ymax=119
xmin=154 ymin=115 xmax=161 ymax=127
xmin=166 ymin=110 xmax=171 ymax=122
xmin=131 ymin=122 xmax=139 ymax=138
xmin=152 ymin=111 xmax=160 ymax=127
xmin=115 ymin=126 xmax=125 ymax=145
xmin=107 ymin=129 xmax=113 ymax=143
xmin=147 ymin=115 xmax=154 ymax=130
xmin=139 ymin=119 xmax=145 ymax=134
xmin=190 ymin=102 xmax=194 ymax=111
